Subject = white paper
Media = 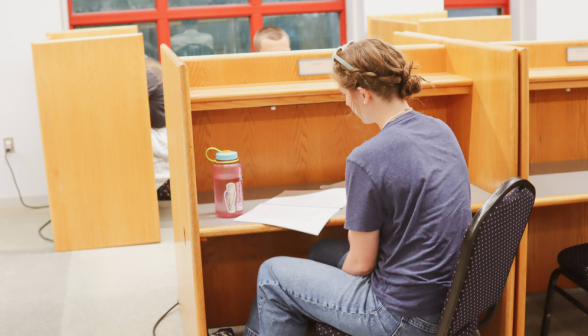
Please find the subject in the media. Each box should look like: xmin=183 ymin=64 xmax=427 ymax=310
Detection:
xmin=234 ymin=188 xmax=346 ymax=235
xmin=267 ymin=188 xmax=346 ymax=208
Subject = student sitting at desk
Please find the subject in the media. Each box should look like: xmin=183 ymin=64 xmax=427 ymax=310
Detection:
xmin=242 ymin=40 xmax=472 ymax=336
xmin=253 ymin=26 xmax=291 ymax=52
xmin=145 ymin=57 xmax=171 ymax=200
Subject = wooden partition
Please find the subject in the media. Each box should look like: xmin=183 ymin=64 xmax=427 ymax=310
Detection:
xmin=163 ymin=42 xmax=520 ymax=334
xmin=45 ymin=25 xmax=138 ymax=40
xmin=496 ymin=41 xmax=588 ymax=298
xmin=31 ymin=34 xmax=160 ymax=251
xmin=368 ymin=11 xmax=447 ymax=39
xmin=370 ymin=15 xmax=511 ymax=44
xmin=162 ymin=41 xmax=520 ymax=334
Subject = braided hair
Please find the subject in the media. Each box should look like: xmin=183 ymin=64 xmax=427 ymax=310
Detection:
xmin=333 ymin=39 xmax=422 ymax=100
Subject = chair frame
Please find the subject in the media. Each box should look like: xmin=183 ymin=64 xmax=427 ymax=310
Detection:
xmin=540 ymin=267 xmax=588 ymax=336
xmin=437 ymin=177 xmax=536 ymax=336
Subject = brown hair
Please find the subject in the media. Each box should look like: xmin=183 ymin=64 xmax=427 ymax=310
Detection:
xmin=254 ymin=26 xmax=288 ymax=52
xmin=145 ymin=56 xmax=162 ymax=85
xmin=333 ymin=39 xmax=422 ymax=101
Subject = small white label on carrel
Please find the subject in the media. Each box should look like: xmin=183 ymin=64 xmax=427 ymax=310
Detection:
xmin=298 ymin=58 xmax=333 ymax=76
xmin=567 ymin=47 xmax=588 ymax=62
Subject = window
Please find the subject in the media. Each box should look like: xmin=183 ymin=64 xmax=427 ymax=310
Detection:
xmin=68 ymin=0 xmax=346 ymax=58
xmin=445 ymin=0 xmax=509 ymax=16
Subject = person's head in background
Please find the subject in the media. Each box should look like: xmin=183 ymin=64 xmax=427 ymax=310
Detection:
xmin=254 ymin=26 xmax=291 ymax=52
xmin=332 ymin=39 xmax=422 ymax=128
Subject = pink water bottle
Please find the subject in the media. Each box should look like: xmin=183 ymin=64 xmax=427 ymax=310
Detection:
xmin=206 ymin=147 xmax=244 ymax=218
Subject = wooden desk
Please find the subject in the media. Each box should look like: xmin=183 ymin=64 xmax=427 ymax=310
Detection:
xmin=31 ymin=33 xmax=160 ymax=251
xmin=369 ymin=15 xmax=511 ymax=44
xmin=161 ymin=41 xmax=520 ymax=335
xmin=368 ymin=11 xmax=448 ymax=38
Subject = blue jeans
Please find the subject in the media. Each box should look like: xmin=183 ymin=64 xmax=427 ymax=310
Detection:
xmin=246 ymin=239 xmax=440 ymax=336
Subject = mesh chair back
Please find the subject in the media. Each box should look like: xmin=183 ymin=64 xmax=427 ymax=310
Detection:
xmin=438 ymin=177 xmax=536 ymax=336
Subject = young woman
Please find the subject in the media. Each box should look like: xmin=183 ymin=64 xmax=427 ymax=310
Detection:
xmin=242 ymin=39 xmax=472 ymax=336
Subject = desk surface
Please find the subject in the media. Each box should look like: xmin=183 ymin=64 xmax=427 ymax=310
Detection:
xmin=198 ymin=182 xmax=491 ymax=238
xmin=190 ymin=73 xmax=473 ymax=111
xmin=529 ymin=66 xmax=588 ymax=90
xmin=530 ymin=170 xmax=588 ymax=206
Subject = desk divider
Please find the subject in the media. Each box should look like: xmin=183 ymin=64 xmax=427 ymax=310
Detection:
xmin=367 ymin=11 xmax=448 ymax=39
xmin=163 ymin=40 xmax=521 ymax=334
xmin=45 ymin=25 xmax=138 ymax=40
xmin=161 ymin=45 xmax=208 ymax=336
xmin=31 ymin=34 xmax=160 ymax=251
xmin=369 ymin=15 xmax=511 ymax=44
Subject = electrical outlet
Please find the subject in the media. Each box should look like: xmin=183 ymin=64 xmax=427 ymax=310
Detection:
xmin=4 ymin=138 xmax=14 ymax=153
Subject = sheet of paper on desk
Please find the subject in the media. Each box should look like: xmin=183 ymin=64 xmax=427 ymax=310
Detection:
xmin=234 ymin=188 xmax=347 ymax=235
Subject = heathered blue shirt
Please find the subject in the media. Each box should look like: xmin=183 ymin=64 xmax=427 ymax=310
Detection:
xmin=344 ymin=110 xmax=471 ymax=317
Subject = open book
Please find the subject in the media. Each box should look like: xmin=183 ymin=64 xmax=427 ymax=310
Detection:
xmin=234 ymin=188 xmax=347 ymax=235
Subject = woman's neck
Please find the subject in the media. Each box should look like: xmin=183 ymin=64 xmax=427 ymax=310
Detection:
xmin=372 ymin=97 xmax=411 ymax=130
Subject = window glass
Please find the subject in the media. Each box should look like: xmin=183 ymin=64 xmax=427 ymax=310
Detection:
xmin=169 ymin=0 xmax=247 ymax=7
xmin=170 ymin=18 xmax=251 ymax=56
xmin=263 ymin=13 xmax=340 ymax=50
xmin=74 ymin=22 xmax=158 ymax=59
xmin=447 ymin=8 xmax=502 ymax=17
xmin=72 ymin=0 xmax=154 ymax=13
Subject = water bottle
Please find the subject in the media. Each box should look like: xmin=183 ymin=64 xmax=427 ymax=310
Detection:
xmin=206 ymin=147 xmax=244 ymax=218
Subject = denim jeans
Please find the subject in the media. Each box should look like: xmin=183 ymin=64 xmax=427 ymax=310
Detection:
xmin=245 ymin=239 xmax=440 ymax=336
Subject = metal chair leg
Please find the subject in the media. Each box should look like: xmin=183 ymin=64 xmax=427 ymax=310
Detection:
xmin=540 ymin=268 xmax=562 ymax=336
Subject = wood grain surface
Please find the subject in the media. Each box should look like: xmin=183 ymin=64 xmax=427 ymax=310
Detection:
xmin=182 ymin=45 xmax=448 ymax=88
xmin=31 ymin=34 xmax=159 ymax=251
xmin=189 ymin=74 xmax=473 ymax=111
xmin=526 ymin=203 xmax=588 ymax=293
xmin=418 ymin=16 xmax=512 ymax=42
xmin=499 ymin=40 xmax=588 ymax=68
xmin=370 ymin=19 xmax=419 ymax=43
xmin=161 ymin=45 xmax=208 ymax=336
xmin=46 ymin=25 xmax=138 ymax=40
xmin=367 ymin=11 xmax=447 ymax=37
xmin=529 ymin=88 xmax=588 ymax=163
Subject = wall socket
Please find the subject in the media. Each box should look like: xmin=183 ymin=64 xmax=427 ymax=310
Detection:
xmin=4 ymin=138 xmax=14 ymax=153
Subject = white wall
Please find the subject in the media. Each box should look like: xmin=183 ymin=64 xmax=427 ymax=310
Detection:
xmin=363 ymin=0 xmax=444 ymax=17
xmin=536 ymin=0 xmax=588 ymax=40
xmin=0 ymin=0 xmax=64 ymax=207
xmin=346 ymin=0 xmax=443 ymax=40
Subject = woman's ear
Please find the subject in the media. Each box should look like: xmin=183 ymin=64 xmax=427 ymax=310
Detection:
xmin=357 ymin=87 xmax=371 ymax=105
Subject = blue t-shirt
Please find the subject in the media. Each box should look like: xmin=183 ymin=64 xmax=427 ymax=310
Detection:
xmin=344 ymin=110 xmax=471 ymax=317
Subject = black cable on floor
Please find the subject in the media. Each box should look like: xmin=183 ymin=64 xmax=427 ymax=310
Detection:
xmin=39 ymin=219 xmax=54 ymax=242
xmin=5 ymin=150 xmax=53 ymax=242
xmin=153 ymin=301 xmax=179 ymax=336
xmin=4 ymin=151 xmax=49 ymax=209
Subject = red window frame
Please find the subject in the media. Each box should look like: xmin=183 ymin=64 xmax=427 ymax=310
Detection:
xmin=67 ymin=0 xmax=347 ymax=53
xmin=445 ymin=0 xmax=510 ymax=15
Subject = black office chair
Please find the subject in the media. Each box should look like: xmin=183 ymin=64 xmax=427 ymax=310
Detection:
xmin=316 ymin=177 xmax=536 ymax=336
xmin=175 ymin=43 xmax=214 ymax=57
xmin=540 ymin=243 xmax=588 ymax=336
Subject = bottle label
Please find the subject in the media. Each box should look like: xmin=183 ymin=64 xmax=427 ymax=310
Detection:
xmin=224 ymin=183 xmax=237 ymax=213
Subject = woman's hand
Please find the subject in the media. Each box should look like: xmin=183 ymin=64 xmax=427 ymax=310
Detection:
xmin=342 ymin=229 xmax=379 ymax=277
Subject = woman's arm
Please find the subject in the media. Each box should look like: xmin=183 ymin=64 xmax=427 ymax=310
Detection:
xmin=342 ymin=229 xmax=380 ymax=277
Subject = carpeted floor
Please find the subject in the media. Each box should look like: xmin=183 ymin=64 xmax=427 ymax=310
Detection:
xmin=1 ymin=202 xmax=586 ymax=336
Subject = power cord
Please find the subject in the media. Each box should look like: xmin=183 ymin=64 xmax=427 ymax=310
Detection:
xmin=153 ymin=301 xmax=179 ymax=336
xmin=5 ymin=150 xmax=53 ymax=242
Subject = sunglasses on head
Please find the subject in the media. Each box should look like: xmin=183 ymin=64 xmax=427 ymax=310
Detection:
xmin=332 ymin=41 xmax=356 ymax=71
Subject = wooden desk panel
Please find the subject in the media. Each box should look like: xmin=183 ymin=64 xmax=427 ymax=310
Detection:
xmin=189 ymin=74 xmax=473 ymax=111
xmin=529 ymin=88 xmax=588 ymax=164
xmin=529 ymin=66 xmax=588 ymax=90
xmin=45 ymin=25 xmax=138 ymax=40
xmin=32 ymin=34 xmax=160 ymax=251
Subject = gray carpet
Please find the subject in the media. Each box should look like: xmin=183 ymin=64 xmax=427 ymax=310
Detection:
xmin=1 ymin=202 xmax=587 ymax=336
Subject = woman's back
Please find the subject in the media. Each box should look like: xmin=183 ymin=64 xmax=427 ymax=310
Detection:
xmin=344 ymin=110 xmax=471 ymax=317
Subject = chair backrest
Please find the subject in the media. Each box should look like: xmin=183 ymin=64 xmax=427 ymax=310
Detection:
xmin=438 ymin=177 xmax=536 ymax=336
xmin=175 ymin=43 xmax=214 ymax=57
